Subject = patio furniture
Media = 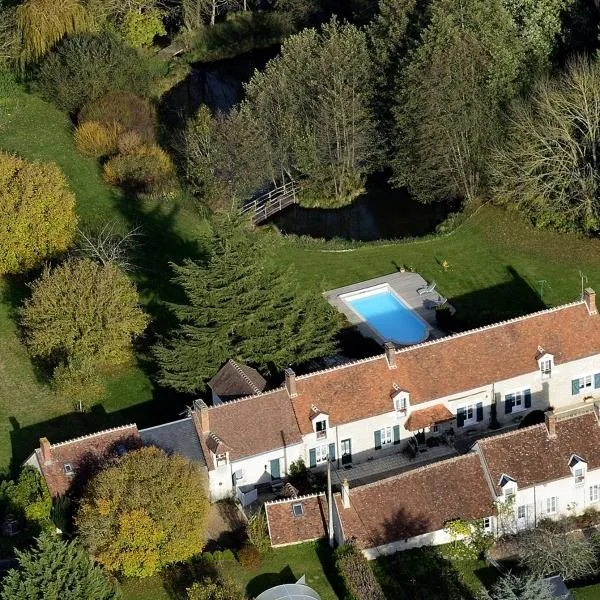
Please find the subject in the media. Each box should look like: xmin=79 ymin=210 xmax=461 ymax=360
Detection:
xmin=424 ymin=295 xmax=447 ymax=309
xmin=417 ymin=280 xmax=437 ymax=295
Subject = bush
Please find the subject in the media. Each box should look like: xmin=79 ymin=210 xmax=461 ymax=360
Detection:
xmin=74 ymin=121 xmax=120 ymax=158
xmin=237 ymin=542 xmax=262 ymax=570
xmin=120 ymin=8 xmax=166 ymax=48
xmin=187 ymin=577 xmax=246 ymax=600
xmin=36 ymin=32 xmax=152 ymax=114
xmin=335 ymin=542 xmax=386 ymax=600
xmin=79 ymin=92 xmax=155 ymax=143
xmin=117 ymin=130 xmax=144 ymax=154
xmin=246 ymin=510 xmax=270 ymax=555
xmin=103 ymin=144 xmax=175 ymax=191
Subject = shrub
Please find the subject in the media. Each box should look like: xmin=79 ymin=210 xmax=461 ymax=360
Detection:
xmin=187 ymin=577 xmax=246 ymax=600
xmin=36 ymin=32 xmax=152 ymax=114
xmin=335 ymin=542 xmax=385 ymax=600
xmin=103 ymin=144 xmax=175 ymax=191
xmin=120 ymin=8 xmax=166 ymax=48
xmin=79 ymin=92 xmax=155 ymax=143
xmin=117 ymin=130 xmax=144 ymax=154
xmin=237 ymin=542 xmax=261 ymax=570
xmin=246 ymin=510 xmax=270 ymax=555
xmin=74 ymin=121 xmax=120 ymax=158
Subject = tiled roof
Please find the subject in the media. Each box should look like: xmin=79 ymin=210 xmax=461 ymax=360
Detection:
xmin=288 ymin=301 xmax=600 ymax=434
xmin=477 ymin=408 xmax=600 ymax=494
xmin=334 ymin=454 xmax=494 ymax=549
xmin=405 ymin=404 xmax=454 ymax=432
xmin=36 ymin=425 xmax=141 ymax=497
xmin=208 ymin=360 xmax=267 ymax=401
xmin=265 ymin=494 xmax=328 ymax=547
xmin=139 ymin=417 xmax=206 ymax=468
xmin=195 ymin=390 xmax=303 ymax=465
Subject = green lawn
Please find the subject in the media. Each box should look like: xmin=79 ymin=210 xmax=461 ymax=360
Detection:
xmin=118 ymin=541 xmax=339 ymax=600
xmin=272 ymin=205 xmax=600 ymax=327
xmin=573 ymin=583 xmax=600 ymax=599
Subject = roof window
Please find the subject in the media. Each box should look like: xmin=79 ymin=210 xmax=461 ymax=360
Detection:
xmin=63 ymin=463 xmax=74 ymax=476
xmin=292 ymin=503 xmax=304 ymax=518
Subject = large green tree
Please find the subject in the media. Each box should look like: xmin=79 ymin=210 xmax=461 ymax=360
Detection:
xmin=392 ymin=0 xmax=525 ymax=204
xmin=77 ymin=447 xmax=210 ymax=578
xmin=484 ymin=573 xmax=553 ymax=600
xmin=1 ymin=532 xmax=120 ymax=600
xmin=493 ymin=56 xmax=600 ymax=234
xmin=154 ymin=216 xmax=339 ymax=392
xmin=0 ymin=152 xmax=77 ymax=275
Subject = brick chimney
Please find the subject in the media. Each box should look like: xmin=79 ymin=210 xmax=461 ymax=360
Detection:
xmin=285 ymin=368 xmax=297 ymax=398
xmin=545 ymin=410 xmax=557 ymax=439
xmin=341 ymin=479 xmax=351 ymax=509
xmin=384 ymin=342 xmax=397 ymax=369
xmin=39 ymin=437 xmax=52 ymax=464
xmin=584 ymin=288 xmax=597 ymax=315
xmin=193 ymin=399 xmax=210 ymax=433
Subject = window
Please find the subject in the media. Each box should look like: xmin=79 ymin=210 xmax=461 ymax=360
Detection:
xmin=292 ymin=503 xmax=304 ymax=518
xmin=482 ymin=517 xmax=492 ymax=531
xmin=464 ymin=405 xmax=474 ymax=421
xmin=315 ymin=444 xmax=328 ymax=464
xmin=216 ymin=453 xmax=227 ymax=467
xmin=511 ymin=392 xmax=523 ymax=410
xmin=504 ymin=488 xmax=516 ymax=502
xmin=590 ymin=485 xmax=600 ymax=503
xmin=540 ymin=359 xmax=552 ymax=379
xmin=517 ymin=505 xmax=526 ymax=520
xmin=381 ymin=426 xmax=393 ymax=446
xmin=432 ymin=424 xmax=439 ymax=433
xmin=579 ymin=375 xmax=593 ymax=393
xmin=574 ymin=467 xmax=585 ymax=487
xmin=316 ymin=419 xmax=327 ymax=439
xmin=63 ymin=463 xmax=74 ymax=476
xmin=545 ymin=497 xmax=558 ymax=514
xmin=395 ymin=396 xmax=407 ymax=415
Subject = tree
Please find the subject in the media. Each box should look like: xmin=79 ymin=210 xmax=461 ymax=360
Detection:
xmin=154 ymin=215 xmax=339 ymax=392
xmin=493 ymin=56 xmax=600 ymax=234
xmin=187 ymin=578 xmax=246 ymax=600
xmin=483 ymin=573 xmax=553 ymax=600
xmin=120 ymin=9 xmax=166 ymax=47
xmin=15 ymin=0 xmax=93 ymax=66
xmin=392 ymin=0 xmax=524 ymax=203
xmin=0 ymin=532 xmax=120 ymax=600
xmin=0 ymin=152 xmax=77 ymax=275
xmin=21 ymin=258 xmax=148 ymax=381
xmin=514 ymin=524 xmax=598 ymax=580
xmin=76 ymin=446 xmax=210 ymax=577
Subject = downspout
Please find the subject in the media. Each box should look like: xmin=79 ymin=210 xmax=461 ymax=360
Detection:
xmin=327 ymin=461 xmax=334 ymax=548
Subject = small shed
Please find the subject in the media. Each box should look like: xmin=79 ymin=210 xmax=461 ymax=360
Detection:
xmin=208 ymin=360 xmax=267 ymax=404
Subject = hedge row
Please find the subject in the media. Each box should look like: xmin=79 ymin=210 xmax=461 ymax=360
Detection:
xmin=335 ymin=542 xmax=386 ymax=600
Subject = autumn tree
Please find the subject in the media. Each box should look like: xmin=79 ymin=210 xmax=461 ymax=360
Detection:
xmin=21 ymin=258 xmax=148 ymax=402
xmin=0 ymin=152 xmax=77 ymax=275
xmin=1 ymin=532 xmax=120 ymax=600
xmin=493 ymin=56 xmax=600 ymax=234
xmin=76 ymin=447 xmax=210 ymax=577
xmin=154 ymin=215 xmax=339 ymax=392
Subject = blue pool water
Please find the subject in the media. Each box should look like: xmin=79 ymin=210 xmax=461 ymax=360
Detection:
xmin=347 ymin=290 xmax=428 ymax=345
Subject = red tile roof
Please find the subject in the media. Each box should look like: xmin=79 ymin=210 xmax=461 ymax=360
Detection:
xmin=334 ymin=454 xmax=494 ymax=549
xmin=36 ymin=425 xmax=141 ymax=497
xmin=477 ymin=408 xmax=600 ymax=494
xmin=405 ymin=405 xmax=454 ymax=432
xmin=265 ymin=494 xmax=328 ymax=547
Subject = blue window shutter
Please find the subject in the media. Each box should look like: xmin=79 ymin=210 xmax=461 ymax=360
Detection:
xmin=524 ymin=389 xmax=532 ymax=408
xmin=476 ymin=402 xmax=483 ymax=422
xmin=374 ymin=430 xmax=382 ymax=450
xmin=328 ymin=443 xmax=336 ymax=462
xmin=572 ymin=379 xmax=580 ymax=395
xmin=393 ymin=425 xmax=400 ymax=445
xmin=309 ymin=448 xmax=316 ymax=468
xmin=457 ymin=407 xmax=465 ymax=428
xmin=595 ymin=374 xmax=600 ymax=389
xmin=505 ymin=394 xmax=513 ymax=414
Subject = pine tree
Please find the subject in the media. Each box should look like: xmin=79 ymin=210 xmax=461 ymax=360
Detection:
xmin=1 ymin=532 xmax=119 ymax=600
xmin=485 ymin=573 xmax=553 ymax=600
xmin=154 ymin=216 xmax=340 ymax=392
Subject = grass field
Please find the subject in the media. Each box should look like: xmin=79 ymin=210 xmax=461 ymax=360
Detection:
xmin=573 ymin=584 xmax=600 ymax=599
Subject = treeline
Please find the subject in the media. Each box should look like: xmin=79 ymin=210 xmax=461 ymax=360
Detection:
xmin=183 ymin=0 xmax=600 ymax=234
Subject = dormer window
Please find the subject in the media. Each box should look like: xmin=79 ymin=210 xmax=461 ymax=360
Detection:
xmin=216 ymin=453 xmax=228 ymax=467
xmin=392 ymin=387 xmax=409 ymax=416
xmin=569 ymin=455 xmax=587 ymax=486
xmin=499 ymin=474 xmax=517 ymax=501
xmin=310 ymin=405 xmax=330 ymax=438
xmin=63 ymin=463 xmax=74 ymax=476
xmin=537 ymin=350 xmax=553 ymax=380
xmin=316 ymin=419 xmax=327 ymax=439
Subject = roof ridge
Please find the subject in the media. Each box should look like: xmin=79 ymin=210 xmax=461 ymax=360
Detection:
xmin=138 ymin=416 xmax=191 ymax=433
xmin=207 ymin=386 xmax=287 ymax=410
xmin=264 ymin=492 xmax=325 ymax=505
xmin=48 ymin=424 xmax=138 ymax=448
xmin=476 ymin=422 xmax=546 ymax=445
xmin=348 ymin=452 xmax=478 ymax=492
xmin=229 ymin=359 xmax=263 ymax=394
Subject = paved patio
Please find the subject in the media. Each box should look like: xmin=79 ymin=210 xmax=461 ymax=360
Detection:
xmin=332 ymin=444 xmax=458 ymax=488
xmin=323 ymin=271 xmax=450 ymax=346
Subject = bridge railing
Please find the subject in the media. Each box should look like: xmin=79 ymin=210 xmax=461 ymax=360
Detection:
xmin=241 ymin=181 xmax=297 ymax=223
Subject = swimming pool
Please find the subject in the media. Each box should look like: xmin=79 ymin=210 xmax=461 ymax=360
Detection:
xmin=341 ymin=284 xmax=429 ymax=345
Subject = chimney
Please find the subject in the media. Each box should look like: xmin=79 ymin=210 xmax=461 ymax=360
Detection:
xmin=39 ymin=437 xmax=52 ymax=464
xmin=193 ymin=399 xmax=210 ymax=433
xmin=341 ymin=479 xmax=351 ymax=509
xmin=545 ymin=410 xmax=557 ymax=439
xmin=584 ymin=288 xmax=597 ymax=315
xmin=285 ymin=368 xmax=297 ymax=398
xmin=384 ymin=342 xmax=397 ymax=369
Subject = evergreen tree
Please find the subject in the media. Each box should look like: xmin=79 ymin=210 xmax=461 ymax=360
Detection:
xmin=485 ymin=573 xmax=553 ymax=600
xmin=1 ymin=532 xmax=119 ymax=600
xmin=154 ymin=216 xmax=339 ymax=392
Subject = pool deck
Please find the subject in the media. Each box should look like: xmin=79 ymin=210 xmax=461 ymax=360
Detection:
xmin=324 ymin=272 xmax=450 ymax=346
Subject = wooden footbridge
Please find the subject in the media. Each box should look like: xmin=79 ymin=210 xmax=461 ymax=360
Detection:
xmin=240 ymin=180 xmax=297 ymax=224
